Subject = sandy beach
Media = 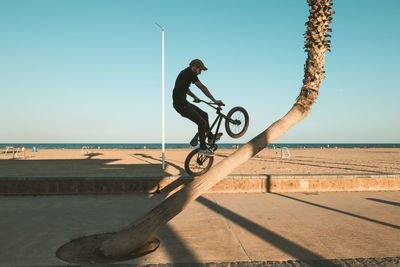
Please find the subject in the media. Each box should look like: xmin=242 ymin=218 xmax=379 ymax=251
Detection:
xmin=1 ymin=147 xmax=399 ymax=177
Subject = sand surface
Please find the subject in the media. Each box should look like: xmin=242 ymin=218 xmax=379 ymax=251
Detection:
xmin=1 ymin=147 xmax=399 ymax=177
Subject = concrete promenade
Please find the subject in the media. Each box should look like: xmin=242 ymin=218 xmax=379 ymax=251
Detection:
xmin=1 ymin=148 xmax=399 ymax=266
xmin=1 ymin=148 xmax=399 ymax=194
xmin=0 ymin=192 xmax=399 ymax=266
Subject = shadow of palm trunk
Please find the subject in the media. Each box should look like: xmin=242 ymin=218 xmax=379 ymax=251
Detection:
xmin=196 ymin=196 xmax=330 ymax=263
xmin=157 ymin=225 xmax=200 ymax=264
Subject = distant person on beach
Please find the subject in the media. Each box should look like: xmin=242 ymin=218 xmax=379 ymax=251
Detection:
xmin=273 ymin=145 xmax=280 ymax=156
xmin=173 ymin=59 xmax=224 ymax=156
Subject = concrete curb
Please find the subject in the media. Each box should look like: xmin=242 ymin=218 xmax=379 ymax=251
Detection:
xmin=0 ymin=174 xmax=399 ymax=195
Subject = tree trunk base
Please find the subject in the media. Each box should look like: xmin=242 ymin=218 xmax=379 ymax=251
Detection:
xmin=56 ymin=233 xmax=159 ymax=264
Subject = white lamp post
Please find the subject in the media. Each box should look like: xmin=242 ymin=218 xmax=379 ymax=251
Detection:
xmin=156 ymin=22 xmax=165 ymax=169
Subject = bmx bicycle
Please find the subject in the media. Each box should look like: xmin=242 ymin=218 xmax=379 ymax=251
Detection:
xmin=184 ymin=100 xmax=249 ymax=176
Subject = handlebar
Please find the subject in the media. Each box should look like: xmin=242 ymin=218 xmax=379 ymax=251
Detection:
xmin=195 ymin=99 xmax=225 ymax=109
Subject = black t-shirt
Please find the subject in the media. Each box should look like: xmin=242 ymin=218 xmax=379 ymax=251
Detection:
xmin=173 ymin=67 xmax=199 ymax=107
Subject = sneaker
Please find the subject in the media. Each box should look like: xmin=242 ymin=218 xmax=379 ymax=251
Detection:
xmin=198 ymin=148 xmax=214 ymax=156
xmin=190 ymin=133 xmax=199 ymax=147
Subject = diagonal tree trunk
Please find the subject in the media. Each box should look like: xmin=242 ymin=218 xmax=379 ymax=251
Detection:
xmin=61 ymin=0 xmax=335 ymax=260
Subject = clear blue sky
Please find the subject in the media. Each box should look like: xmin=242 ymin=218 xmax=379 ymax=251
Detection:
xmin=1 ymin=0 xmax=399 ymax=143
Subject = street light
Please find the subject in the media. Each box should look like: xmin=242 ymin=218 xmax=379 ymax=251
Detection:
xmin=155 ymin=22 xmax=165 ymax=169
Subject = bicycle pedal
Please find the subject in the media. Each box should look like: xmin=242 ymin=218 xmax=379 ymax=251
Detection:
xmin=210 ymin=145 xmax=218 ymax=152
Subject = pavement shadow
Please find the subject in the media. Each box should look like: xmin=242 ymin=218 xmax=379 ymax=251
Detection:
xmin=254 ymin=157 xmax=395 ymax=174
xmin=131 ymin=153 xmax=194 ymax=197
xmin=273 ymin=193 xmax=400 ymax=230
xmin=196 ymin=196 xmax=336 ymax=265
xmin=0 ymin=151 xmax=198 ymax=196
xmin=157 ymin=225 xmax=200 ymax=263
xmin=131 ymin=153 xmax=186 ymax=175
xmin=211 ymin=151 xmax=400 ymax=173
xmin=83 ymin=153 xmax=103 ymax=159
xmin=0 ymin=158 xmax=165 ymax=176
xmin=366 ymin=198 xmax=400 ymax=207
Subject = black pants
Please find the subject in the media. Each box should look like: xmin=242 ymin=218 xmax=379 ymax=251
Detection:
xmin=174 ymin=103 xmax=210 ymax=149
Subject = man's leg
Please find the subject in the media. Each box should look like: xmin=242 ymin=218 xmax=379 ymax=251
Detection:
xmin=177 ymin=104 xmax=208 ymax=149
xmin=189 ymin=104 xmax=211 ymax=134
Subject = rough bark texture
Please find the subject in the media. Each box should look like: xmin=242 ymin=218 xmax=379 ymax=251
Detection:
xmin=100 ymin=0 xmax=335 ymax=257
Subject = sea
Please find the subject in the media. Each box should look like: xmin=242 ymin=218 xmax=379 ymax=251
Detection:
xmin=1 ymin=143 xmax=399 ymax=150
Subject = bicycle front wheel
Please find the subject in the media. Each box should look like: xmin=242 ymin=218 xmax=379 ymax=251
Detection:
xmin=184 ymin=149 xmax=214 ymax=176
xmin=225 ymin=106 xmax=249 ymax=138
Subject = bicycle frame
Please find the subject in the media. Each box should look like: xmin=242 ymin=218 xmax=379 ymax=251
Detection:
xmin=199 ymin=100 xmax=237 ymax=147
xmin=186 ymin=101 xmax=249 ymax=176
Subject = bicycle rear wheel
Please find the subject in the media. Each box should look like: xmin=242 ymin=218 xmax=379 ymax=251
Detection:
xmin=184 ymin=148 xmax=214 ymax=176
xmin=225 ymin=106 xmax=249 ymax=138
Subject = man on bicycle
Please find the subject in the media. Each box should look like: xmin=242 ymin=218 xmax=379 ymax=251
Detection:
xmin=173 ymin=59 xmax=224 ymax=156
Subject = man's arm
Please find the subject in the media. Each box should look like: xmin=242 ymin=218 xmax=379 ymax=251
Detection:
xmin=187 ymin=89 xmax=200 ymax=102
xmin=194 ymin=81 xmax=223 ymax=105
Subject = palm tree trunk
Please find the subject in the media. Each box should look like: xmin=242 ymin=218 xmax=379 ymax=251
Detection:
xmin=100 ymin=0 xmax=335 ymax=257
